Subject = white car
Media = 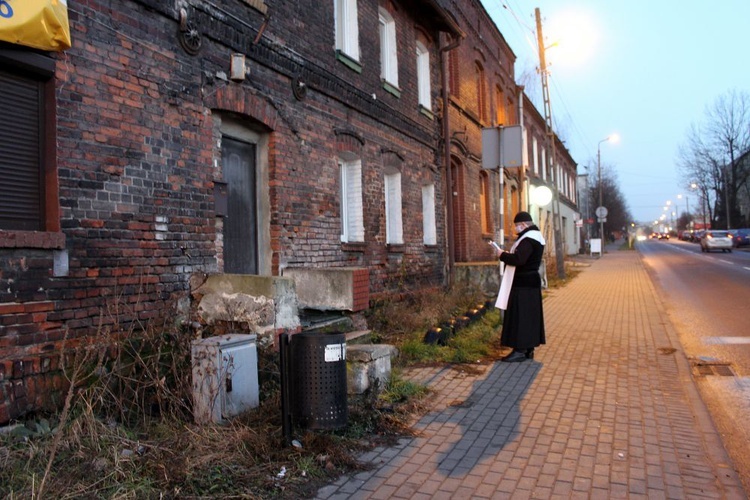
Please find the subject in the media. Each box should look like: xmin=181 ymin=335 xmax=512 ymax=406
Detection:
xmin=700 ymin=230 xmax=733 ymax=253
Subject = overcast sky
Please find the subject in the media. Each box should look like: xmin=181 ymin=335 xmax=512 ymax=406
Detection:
xmin=482 ymin=0 xmax=750 ymax=224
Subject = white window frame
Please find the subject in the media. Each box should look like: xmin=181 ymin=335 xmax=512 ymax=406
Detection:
xmin=532 ymin=136 xmax=539 ymax=176
xmin=384 ymin=171 xmax=403 ymax=244
xmin=340 ymin=158 xmax=364 ymax=242
xmin=378 ymin=8 xmax=398 ymax=87
xmin=335 ymin=0 xmax=360 ymax=61
xmin=416 ymin=41 xmax=431 ymax=109
xmin=422 ymin=184 xmax=437 ymax=245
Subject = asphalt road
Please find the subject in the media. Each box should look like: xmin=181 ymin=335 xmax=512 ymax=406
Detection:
xmin=637 ymin=237 xmax=750 ymax=492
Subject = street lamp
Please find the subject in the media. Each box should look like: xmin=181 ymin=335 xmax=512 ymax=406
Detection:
xmin=597 ymin=134 xmax=619 ymax=243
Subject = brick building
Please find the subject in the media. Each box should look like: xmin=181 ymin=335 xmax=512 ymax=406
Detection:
xmin=0 ymin=0 xmax=462 ymax=423
xmin=438 ymin=0 xmax=579 ymax=270
xmin=0 ymin=0 xmax=579 ymax=424
xmin=522 ymin=93 xmax=580 ymax=256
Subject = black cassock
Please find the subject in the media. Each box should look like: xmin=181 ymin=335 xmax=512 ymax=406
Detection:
xmin=498 ymin=227 xmax=546 ymax=350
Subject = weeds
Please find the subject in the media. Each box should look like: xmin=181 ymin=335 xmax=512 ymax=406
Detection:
xmin=0 ymin=319 xmax=433 ymax=498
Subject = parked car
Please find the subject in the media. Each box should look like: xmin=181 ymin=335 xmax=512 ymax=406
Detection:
xmin=700 ymin=230 xmax=733 ymax=253
xmin=729 ymin=228 xmax=750 ymax=247
xmin=679 ymin=230 xmax=693 ymax=241
xmin=691 ymin=230 xmax=705 ymax=243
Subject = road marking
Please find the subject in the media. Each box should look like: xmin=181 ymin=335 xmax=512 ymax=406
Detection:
xmin=744 ymin=267 xmax=750 ymax=271
xmin=704 ymin=337 xmax=750 ymax=345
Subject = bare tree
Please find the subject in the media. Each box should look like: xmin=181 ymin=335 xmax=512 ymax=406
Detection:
xmin=677 ymin=123 xmax=716 ymax=227
xmin=678 ymin=89 xmax=750 ymax=229
xmin=588 ymin=161 xmax=632 ymax=239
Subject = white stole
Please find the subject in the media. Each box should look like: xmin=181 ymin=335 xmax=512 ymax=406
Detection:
xmin=495 ymin=230 xmax=546 ymax=310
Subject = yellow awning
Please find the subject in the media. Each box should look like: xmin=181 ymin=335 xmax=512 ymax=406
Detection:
xmin=0 ymin=0 xmax=71 ymax=51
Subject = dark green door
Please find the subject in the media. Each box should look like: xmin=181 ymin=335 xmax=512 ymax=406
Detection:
xmin=222 ymin=136 xmax=258 ymax=274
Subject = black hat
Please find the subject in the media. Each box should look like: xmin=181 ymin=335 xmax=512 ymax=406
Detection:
xmin=513 ymin=211 xmax=533 ymax=223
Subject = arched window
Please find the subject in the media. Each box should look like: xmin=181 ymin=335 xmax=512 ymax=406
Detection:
xmin=475 ymin=61 xmax=487 ymax=122
xmin=448 ymin=50 xmax=459 ymax=97
xmin=480 ymin=172 xmax=492 ymax=234
xmin=416 ymin=40 xmax=431 ymax=109
xmin=494 ymin=85 xmax=506 ymax=126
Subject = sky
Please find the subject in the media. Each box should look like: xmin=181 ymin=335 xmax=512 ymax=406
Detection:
xmin=481 ymin=0 xmax=750 ymax=224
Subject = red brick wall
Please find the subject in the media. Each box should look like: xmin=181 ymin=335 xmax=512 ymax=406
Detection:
xmin=0 ymin=0 xmax=452 ymax=423
xmin=352 ymin=269 xmax=370 ymax=312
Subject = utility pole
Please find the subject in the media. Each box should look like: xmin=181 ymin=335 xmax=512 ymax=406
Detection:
xmin=535 ymin=8 xmax=565 ymax=279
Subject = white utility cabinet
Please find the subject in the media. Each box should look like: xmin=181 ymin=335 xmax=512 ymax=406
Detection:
xmin=192 ymin=333 xmax=259 ymax=424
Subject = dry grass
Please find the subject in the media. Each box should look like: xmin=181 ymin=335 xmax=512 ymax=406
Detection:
xmin=0 ymin=314 xmax=438 ymax=498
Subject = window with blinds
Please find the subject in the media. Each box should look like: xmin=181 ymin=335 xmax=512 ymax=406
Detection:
xmin=422 ymin=184 xmax=436 ymax=245
xmin=384 ymin=171 xmax=403 ymax=245
xmin=0 ymin=59 xmax=49 ymax=231
xmin=340 ymin=158 xmax=364 ymax=242
xmin=378 ymin=8 xmax=398 ymax=87
xmin=416 ymin=41 xmax=431 ymax=110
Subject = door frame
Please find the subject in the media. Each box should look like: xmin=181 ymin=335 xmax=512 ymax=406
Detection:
xmin=219 ymin=115 xmax=271 ymax=276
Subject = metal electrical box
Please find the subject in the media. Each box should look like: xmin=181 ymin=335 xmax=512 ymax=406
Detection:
xmin=192 ymin=333 xmax=259 ymax=424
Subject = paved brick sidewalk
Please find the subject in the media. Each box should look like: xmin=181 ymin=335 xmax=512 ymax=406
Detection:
xmin=315 ymin=248 xmax=747 ymax=499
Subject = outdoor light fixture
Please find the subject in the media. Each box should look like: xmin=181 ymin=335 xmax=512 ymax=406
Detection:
xmin=531 ymin=185 xmax=553 ymax=207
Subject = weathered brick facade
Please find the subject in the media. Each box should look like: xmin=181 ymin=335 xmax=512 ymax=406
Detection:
xmin=0 ymin=0 xmax=461 ymax=423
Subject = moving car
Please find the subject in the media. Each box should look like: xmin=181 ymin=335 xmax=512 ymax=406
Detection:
xmin=700 ymin=230 xmax=733 ymax=253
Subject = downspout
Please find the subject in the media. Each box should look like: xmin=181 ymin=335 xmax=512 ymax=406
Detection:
xmin=517 ymin=86 xmax=526 ymax=213
xmin=441 ymin=34 xmax=461 ymax=286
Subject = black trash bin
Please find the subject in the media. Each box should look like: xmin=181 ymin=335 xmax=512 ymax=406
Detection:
xmin=290 ymin=331 xmax=348 ymax=430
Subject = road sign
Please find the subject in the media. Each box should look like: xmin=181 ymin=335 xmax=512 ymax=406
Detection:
xmin=595 ymin=206 xmax=608 ymax=218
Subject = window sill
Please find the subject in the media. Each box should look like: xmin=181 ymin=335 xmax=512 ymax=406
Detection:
xmin=424 ymin=244 xmax=439 ymax=252
xmin=382 ymin=80 xmax=401 ymax=98
xmin=0 ymin=230 xmax=65 ymax=249
xmin=386 ymin=243 xmax=405 ymax=253
xmin=419 ymin=105 xmax=434 ymax=120
xmin=335 ymin=51 xmax=362 ymax=74
xmin=342 ymin=241 xmax=367 ymax=252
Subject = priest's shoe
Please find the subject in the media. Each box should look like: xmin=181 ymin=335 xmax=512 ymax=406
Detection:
xmin=501 ymin=350 xmax=528 ymax=363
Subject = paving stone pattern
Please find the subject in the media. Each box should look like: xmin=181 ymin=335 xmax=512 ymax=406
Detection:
xmin=316 ymin=248 xmax=747 ymax=499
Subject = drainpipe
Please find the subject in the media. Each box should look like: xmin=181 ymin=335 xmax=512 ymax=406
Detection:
xmin=441 ymin=34 xmax=461 ymax=286
xmin=517 ymin=86 xmax=526 ymax=212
